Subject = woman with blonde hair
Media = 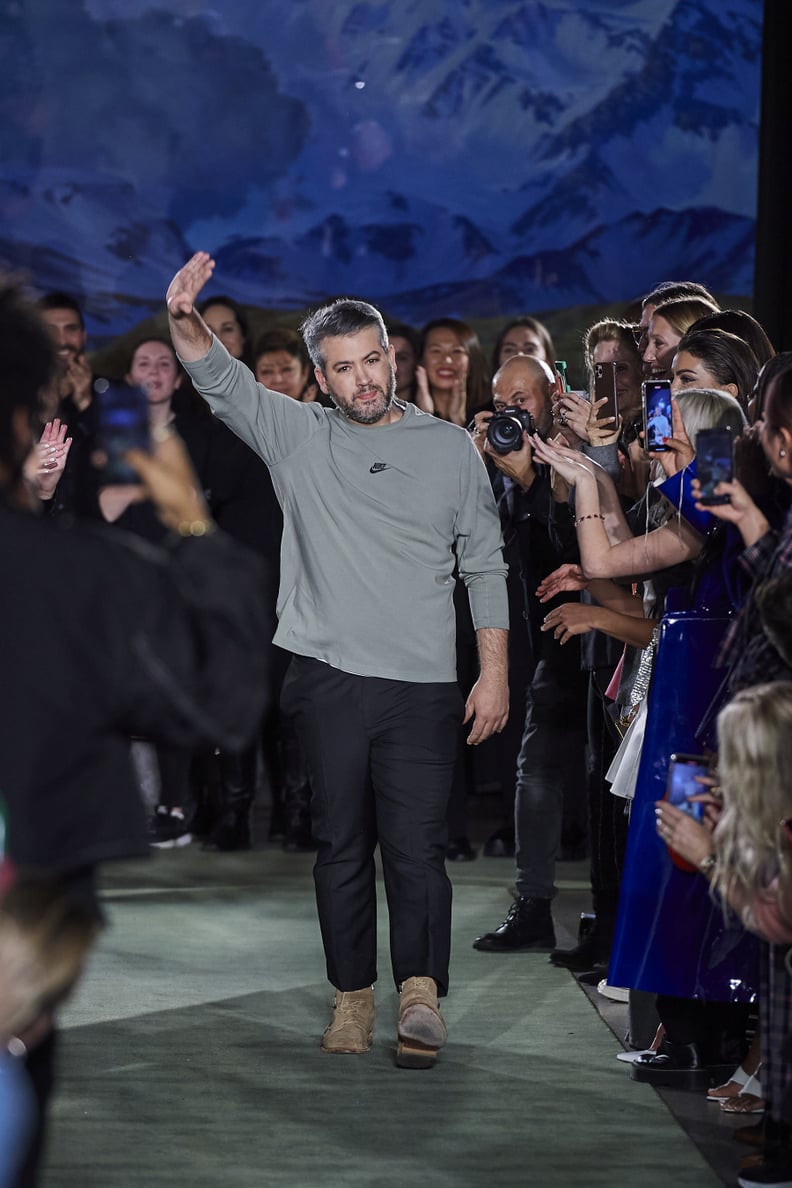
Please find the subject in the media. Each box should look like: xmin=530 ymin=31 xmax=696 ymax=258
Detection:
xmin=643 ymin=296 xmax=719 ymax=378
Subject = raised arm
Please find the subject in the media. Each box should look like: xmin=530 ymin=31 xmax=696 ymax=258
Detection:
xmin=166 ymin=252 xmax=216 ymax=361
xmin=531 ymin=434 xmax=703 ymax=580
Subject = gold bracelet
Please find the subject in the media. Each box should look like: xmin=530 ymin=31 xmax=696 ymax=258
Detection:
xmin=574 ymin=512 xmax=605 ymax=526
xmin=176 ymin=519 xmax=215 ymax=537
xmin=698 ymin=853 xmax=717 ymax=878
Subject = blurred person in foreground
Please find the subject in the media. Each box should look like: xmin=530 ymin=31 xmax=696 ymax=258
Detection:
xmin=0 ymin=280 xmax=272 ymax=1183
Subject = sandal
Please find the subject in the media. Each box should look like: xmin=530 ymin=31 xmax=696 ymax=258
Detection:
xmin=721 ymin=1073 xmax=765 ymax=1115
xmin=707 ymin=1063 xmax=752 ymax=1101
xmin=721 ymin=1093 xmax=766 ymax=1115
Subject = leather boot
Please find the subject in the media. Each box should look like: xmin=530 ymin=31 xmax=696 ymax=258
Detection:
xmin=397 ymin=976 xmax=447 ymax=1068
xmin=321 ymin=988 xmax=374 ymax=1054
xmin=472 ymin=896 xmax=555 ymax=952
xmin=550 ymin=919 xmax=612 ymax=971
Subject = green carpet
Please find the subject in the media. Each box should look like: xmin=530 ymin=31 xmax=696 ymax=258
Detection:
xmin=43 ymin=850 xmax=722 ymax=1187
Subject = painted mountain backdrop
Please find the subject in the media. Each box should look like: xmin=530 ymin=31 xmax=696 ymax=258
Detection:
xmin=0 ymin=0 xmax=761 ymax=339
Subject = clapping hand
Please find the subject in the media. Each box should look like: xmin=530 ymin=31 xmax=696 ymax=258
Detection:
xmin=26 ymin=419 xmax=72 ymax=501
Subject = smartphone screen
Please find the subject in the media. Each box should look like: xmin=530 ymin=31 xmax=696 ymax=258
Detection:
xmin=696 ymin=427 xmax=734 ymax=505
xmin=554 ymin=360 xmax=570 ymax=392
xmin=642 ymin=380 xmax=672 ymax=452
xmin=594 ymin=361 xmax=618 ymax=424
xmin=94 ymin=380 xmax=150 ymax=485
xmin=666 ymin=753 xmax=710 ymax=822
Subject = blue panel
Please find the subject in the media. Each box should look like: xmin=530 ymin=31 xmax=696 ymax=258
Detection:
xmin=609 ymin=612 xmax=758 ymax=1002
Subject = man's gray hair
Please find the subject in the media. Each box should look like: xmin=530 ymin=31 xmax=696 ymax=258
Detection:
xmin=299 ymin=298 xmax=389 ymax=370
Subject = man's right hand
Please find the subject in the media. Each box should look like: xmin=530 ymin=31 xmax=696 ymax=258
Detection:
xmin=165 ymin=254 xmax=216 ymax=361
xmin=166 ymin=252 xmax=215 ymax=319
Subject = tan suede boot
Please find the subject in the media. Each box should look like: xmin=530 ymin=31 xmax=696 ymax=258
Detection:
xmin=397 ymin=976 xmax=447 ymax=1068
xmin=321 ymin=988 xmax=374 ymax=1054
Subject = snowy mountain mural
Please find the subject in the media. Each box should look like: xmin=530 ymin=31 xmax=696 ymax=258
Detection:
xmin=0 ymin=0 xmax=761 ymax=339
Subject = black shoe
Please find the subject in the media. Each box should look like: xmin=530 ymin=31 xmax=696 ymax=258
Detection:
xmin=472 ymin=897 xmax=555 ymax=951
xmin=629 ymin=1038 xmax=709 ymax=1089
xmin=483 ymin=825 xmax=514 ymax=858
xmin=148 ymin=806 xmax=192 ymax=849
xmin=576 ymin=965 xmax=610 ymax=986
xmin=550 ymin=927 xmax=612 ymax=972
xmin=447 ymin=836 xmax=476 ymax=862
xmin=201 ymin=809 xmax=251 ymax=852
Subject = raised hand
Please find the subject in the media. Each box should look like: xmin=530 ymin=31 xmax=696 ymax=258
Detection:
xmin=691 ymin=475 xmax=769 ymax=546
xmin=556 ymin=391 xmax=594 ymax=442
xmin=651 ymin=395 xmax=694 ymax=477
xmin=414 ymin=365 xmax=434 ymax=414
xmin=468 ymin=409 xmax=493 ymax=458
xmin=26 ymin=419 xmax=72 ymax=501
xmin=64 ymin=353 xmax=94 ymax=412
xmin=587 ymin=396 xmax=620 ymax=448
xmin=166 ymin=252 xmax=216 ymax=320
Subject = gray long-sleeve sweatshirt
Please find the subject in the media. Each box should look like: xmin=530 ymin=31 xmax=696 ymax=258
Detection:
xmin=181 ymin=338 xmax=508 ymax=682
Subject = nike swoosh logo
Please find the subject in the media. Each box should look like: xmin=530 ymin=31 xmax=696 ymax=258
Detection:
xmin=369 ymin=462 xmax=389 ymax=473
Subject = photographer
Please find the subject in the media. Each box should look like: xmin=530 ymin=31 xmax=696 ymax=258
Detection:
xmin=472 ymin=355 xmax=588 ymax=953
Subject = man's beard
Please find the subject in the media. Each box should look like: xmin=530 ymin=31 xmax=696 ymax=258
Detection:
xmin=325 ymin=368 xmax=397 ymax=425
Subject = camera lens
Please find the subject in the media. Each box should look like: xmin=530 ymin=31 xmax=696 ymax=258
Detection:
xmin=486 ymin=415 xmax=523 ymax=455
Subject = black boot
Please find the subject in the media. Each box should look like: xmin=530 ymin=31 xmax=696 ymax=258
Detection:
xmin=472 ymin=897 xmax=555 ymax=952
xmin=550 ymin=919 xmax=612 ymax=972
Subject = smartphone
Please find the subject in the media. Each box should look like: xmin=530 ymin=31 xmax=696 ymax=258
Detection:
xmin=696 ymin=427 xmax=734 ymax=505
xmin=594 ymin=361 xmax=618 ymax=424
xmin=666 ymin=753 xmax=710 ymax=822
xmin=554 ymin=359 xmax=570 ymax=392
xmin=93 ymin=379 xmax=150 ymax=485
xmin=642 ymin=379 xmax=672 ymax=452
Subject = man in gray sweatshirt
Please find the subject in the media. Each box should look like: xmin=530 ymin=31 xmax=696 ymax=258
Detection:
xmin=166 ymin=252 xmax=509 ymax=1068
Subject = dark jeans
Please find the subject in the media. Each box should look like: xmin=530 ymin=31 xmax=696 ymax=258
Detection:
xmin=281 ymin=656 xmax=462 ymax=996
xmin=514 ymin=653 xmax=588 ymax=901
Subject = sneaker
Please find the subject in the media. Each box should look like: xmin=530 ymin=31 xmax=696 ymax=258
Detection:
xmin=738 ymin=1157 xmax=792 ymax=1187
xmin=148 ymin=806 xmax=192 ymax=849
xmin=321 ymin=988 xmax=374 ymax=1054
xmin=472 ymin=897 xmax=555 ymax=951
xmin=397 ymin=976 xmax=447 ymax=1068
xmin=596 ymin=979 xmax=630 ymax=1003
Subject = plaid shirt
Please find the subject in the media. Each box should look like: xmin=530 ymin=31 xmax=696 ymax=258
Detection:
xmin=719 ymin=505 xmax=792 ymax=691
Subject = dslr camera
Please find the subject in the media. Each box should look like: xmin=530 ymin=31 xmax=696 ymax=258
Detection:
xmin=486 ymin=406 xmax=535 ymax=455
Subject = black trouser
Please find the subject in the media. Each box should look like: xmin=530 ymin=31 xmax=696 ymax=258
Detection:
xmin=281 ymin=656 xmax=462 ymax=996
xmin=587 ymin=667 xmax=629 ymax=926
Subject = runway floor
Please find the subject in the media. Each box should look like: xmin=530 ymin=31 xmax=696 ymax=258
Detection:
xmin=45 ymin=831 xmax=748 ymax=1187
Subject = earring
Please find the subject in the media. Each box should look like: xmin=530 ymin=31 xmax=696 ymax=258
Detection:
xmin=781 ymin=449 xmax=787 ymax=458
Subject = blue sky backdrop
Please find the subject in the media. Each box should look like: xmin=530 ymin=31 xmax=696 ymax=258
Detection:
xmin=0 ymin=0 xmax=761 ymax=338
